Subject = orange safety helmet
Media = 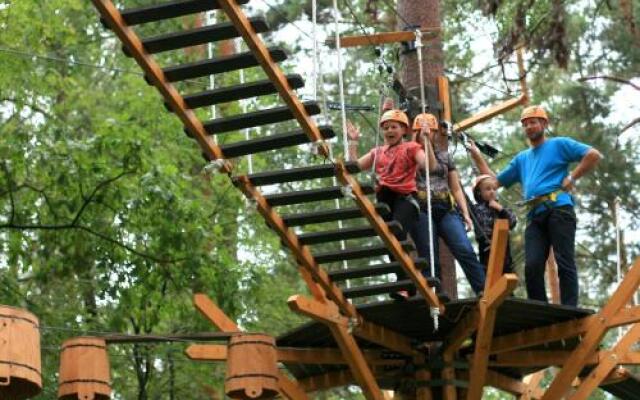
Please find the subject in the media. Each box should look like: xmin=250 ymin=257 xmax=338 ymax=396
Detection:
xmin=412 ymin=113 xmax=439 ymax=131
xmin=520 ymin=105 xmax=549 ymax=122
xmin=379 ymin=109 xmax=409 ymax=127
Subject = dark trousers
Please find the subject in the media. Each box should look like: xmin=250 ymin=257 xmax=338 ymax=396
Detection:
xmin=524 ymin=205 xmax=578 ymax=306
xmin=478 ymin=239 xmax=514 ymax=274
xmin=376 ymin=187 xmax=419 ymax=243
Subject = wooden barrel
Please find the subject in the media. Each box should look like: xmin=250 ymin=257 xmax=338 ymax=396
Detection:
xmin=58 ymin=337 xmax=111 ymax=400
xmin=225 ymin=333 xmax=278 ymax=399
xmin=0 ymin=305 xmax=41 ymax=399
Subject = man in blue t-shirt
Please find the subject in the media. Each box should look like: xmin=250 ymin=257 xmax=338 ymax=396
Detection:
xmin=468 ymin=105 xmax=602 ymax=306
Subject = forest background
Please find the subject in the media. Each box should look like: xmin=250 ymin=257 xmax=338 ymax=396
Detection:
xmin=0 ymin=0 xmax=639 ymax=398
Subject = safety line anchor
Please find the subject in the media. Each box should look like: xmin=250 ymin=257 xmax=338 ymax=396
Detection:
xmin=340 ymin=184 xmax=356 ymax=199
xmin=203 ymin=159 xmax=227 ymax=174
xmin=430 ymin=306 xmax=440 ymax=332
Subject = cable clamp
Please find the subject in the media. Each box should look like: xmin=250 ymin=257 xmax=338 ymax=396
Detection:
xmin=415 ymin=29 xmax=423 ymax=49
xmin=340 ymin=184 xmax=355 ymax=199
xmin=203 ymin=159 xmax=226 ymax=174
xmin=347 ymin=317 xmax=360 ymax=334
xmin=430 ymin=306 xmax=440 ymax=332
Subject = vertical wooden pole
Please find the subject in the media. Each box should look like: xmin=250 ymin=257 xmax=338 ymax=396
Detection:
xmin=546 ymin=250 xmax=561 ymax=304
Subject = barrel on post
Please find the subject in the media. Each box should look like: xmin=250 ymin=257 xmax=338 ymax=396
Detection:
xmin=0 ymin=305 xmax=42 ymax=399
xmin=225 ymin=333 xmax=278 ymax=399
xmin=58 ymin=337 xmax=111 ymax=400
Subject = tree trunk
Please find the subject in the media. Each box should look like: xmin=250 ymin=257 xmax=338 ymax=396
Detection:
xmin=397 ymin=0 xmax=458 ymax=299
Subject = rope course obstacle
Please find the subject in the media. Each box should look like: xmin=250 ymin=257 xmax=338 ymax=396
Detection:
xmin=2 ymin=0 xmax=640 ymax=399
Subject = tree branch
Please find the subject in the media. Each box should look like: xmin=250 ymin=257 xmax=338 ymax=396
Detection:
xmin=578 ymin=75 xmax=640 ymax=91
xmin=621 ymin=117 xmax=640 ymax=133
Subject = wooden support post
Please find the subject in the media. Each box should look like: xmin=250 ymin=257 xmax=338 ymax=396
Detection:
xmin=441 ymin=353 xmax=457 ymax=400
xmin=333 ymin=161 xmax=442 ymax=311
xmin=466 ymin=274 xmax=518 ymax=400
xmin=191 ymin=294 xmax=309 ymax=400
xmin=90 ymin=0 xmax=231 ymax=172
xmin=217 ymin=0 xmax=330 ymax=157
xmin=415 ymin=368 xmax=433 ymax=400
xmin=568 ymin=323 xmax=640 ymax=399
xmin=541 ymin=257 xmax=640 ymax=400
xmin=467 ymin=219 xmax=516 ymax=400
xmin=485 ymin=220 xmax=510 ymax=287
xmin=325 ymin=29 xmax=439 ymax=48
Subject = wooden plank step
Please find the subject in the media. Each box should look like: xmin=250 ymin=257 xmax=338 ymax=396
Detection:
xmin=343 ymin=279 xmax=434 ymax=299
xmin=242 ymin=162 xmax=359 ymax=187
xmin=214 ymin=126 xmax=335 ymax=158
xmin=297 ymin=221 xmax=403 ymax=245
xmin=264 ymin=184 xmax=374 ymax=207
xmin=313 ymin=241 xmax=414 ymax=264
xmin=114 ymin=0 xmax=250 ymax=26
xmin=129 ymin=18 xmax=269 ymax=56
xmin=329 ymin=259 xmax=428 ymax=281
xmin=202 ymin=101 xmax=320 ymax=134
xmin=281 ymin=204 xmax=391 ymax=227
xmin=175 ymin=74 xmax=304 ymax=111
xmin=161 ymin=48 xmax=287 ymax=82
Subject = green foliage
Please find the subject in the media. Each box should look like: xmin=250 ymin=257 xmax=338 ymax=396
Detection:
xmin=1 ymin=0 xmax=638 ymax=399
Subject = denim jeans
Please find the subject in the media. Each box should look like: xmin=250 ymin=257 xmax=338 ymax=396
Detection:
xmin=411 ymin=202 xmax=486 ymax=295
xmin=524 ymin=205 xmax=578 ymax=306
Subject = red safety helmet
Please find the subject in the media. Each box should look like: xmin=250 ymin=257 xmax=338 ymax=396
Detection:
xmin=379 ymin=109 xmax=409 ymax=127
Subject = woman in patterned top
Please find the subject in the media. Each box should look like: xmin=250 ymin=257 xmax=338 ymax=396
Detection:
xmin=409 ymin=113 xmax=486 ymax=295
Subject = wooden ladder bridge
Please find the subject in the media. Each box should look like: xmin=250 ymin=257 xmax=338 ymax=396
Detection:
xmin=2 ymin=1 xmax=640 ymax=399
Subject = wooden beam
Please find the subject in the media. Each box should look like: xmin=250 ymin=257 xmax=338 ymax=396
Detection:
xmin=325 ymin=29 xmax=439 ymax=48
xmin=466 ymin=274 xmax=518 ymax=400
xmin=490 ymin=304 xmax=640 ymax=354
xmin=491 ymin=351 xmax=600 ymax=367
xmin=354 ymin=319 xmax=417 ymax=356
xmin=186 ymin=344 xmax=401 ymax=366
xmin=459 ymin=370 xmax=540 ymax=399
xmin=90 ymin=0 xmax=230 ymax=172
xmin=298 ymin=266 xmax=326 ymax=303
xmin=485 ymin=219 xmax=510 ymax=288
xmin=520 ymin=371 xmax=546 ymax=400
xmin=298 ymin=370 xmax=354 ymax=392
xmin=453 ymin=96 xmax=527 ymax=133
xmin=186 ymin=344 xmax=227 ymax=361
xmin=333 ymin=160 xmax=442 ymax=311
xmin=193 ymin=293 xmax=240 ymax=332
xmin=217 ymin=0 xmax=330 ymax=157
xmin=236 ymin=177 xmax=358 ymax=318
xmin=288 ymin=295 xmax=346 ymax=327
xmin=437 ymin=76 xmax=452 ymax=123
xmin=569 ymin=323 xmax=640 ymax=399
xmin=541 ymin=257 xmax=640 ymax=400
xmin=289 ymin=295 xmax=417 ymax=356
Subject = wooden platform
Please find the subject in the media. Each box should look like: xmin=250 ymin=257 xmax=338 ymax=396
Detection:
xmin=277 ymin=297 xmax=640 ymax=398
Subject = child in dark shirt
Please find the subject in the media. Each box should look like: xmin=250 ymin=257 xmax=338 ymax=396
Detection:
xmin=470 ymin=174 xmax=517 ymax=273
